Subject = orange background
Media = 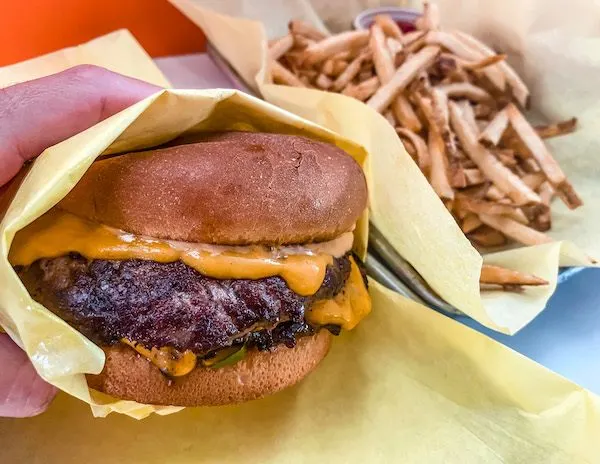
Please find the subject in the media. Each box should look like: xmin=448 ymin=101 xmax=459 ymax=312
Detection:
xmin=0 ymin=0 xmax=207 ymax=67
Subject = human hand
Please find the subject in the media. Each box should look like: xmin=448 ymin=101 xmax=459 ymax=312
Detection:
xmin=0 ymin=65 xmax=160 ymax=417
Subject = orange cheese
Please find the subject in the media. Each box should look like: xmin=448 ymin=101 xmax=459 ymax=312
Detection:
xmin=9 ymin=210 xmax=333 ymax=296
xmin=306 ymin=257 xmax=371 ymax=330
xmin=121 ymin=339 xmax=197 ymax=377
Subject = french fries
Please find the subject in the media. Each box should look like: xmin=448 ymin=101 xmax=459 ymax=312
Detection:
xmin=480 ymin=265 xmax=548 ymax=287
xmin=367 ymin=45 xmax=441 ymax=112
xmin=534 ymin=117 xmax=577 ymax=139
xmin=268 ymin=7 xmax=582 ymax=290
xmin=303 ymin=30 xmax=370 ymax=65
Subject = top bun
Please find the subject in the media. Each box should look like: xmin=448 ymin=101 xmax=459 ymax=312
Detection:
xmin=58 ymin=132 xmax=368 ymax=245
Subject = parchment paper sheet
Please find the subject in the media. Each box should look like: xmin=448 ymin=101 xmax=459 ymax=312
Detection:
xmin=0 ymin=26 xmax=599 ymax=463
xmin=171 ymin=0 xmax=599 ymax=334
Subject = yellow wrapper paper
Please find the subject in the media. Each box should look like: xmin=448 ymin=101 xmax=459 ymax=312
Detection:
xmin=171 ymin=0 xmax=598 ymax=334
xmin=1 ymin=24 xmax=600 ymax=463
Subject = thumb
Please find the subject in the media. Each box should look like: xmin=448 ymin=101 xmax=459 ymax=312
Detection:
xmin=0 ymin=333 xmax=57 ymax=417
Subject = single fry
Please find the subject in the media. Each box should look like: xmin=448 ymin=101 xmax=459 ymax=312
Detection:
xmin=331 ymin=50 xmax=353 ymax=61
xmin=288 ymin=19 xmax=328 ymax=41
xmin=303 ymin=30 xmax=370 ymax=65
xmin=456 ymin=195 xmax=528 ymax=224
xmin=404 ymin=35 xmax=428 ymax=54
xmin=485 ymin=185 xmax=505 ymax=201
xmin=416 ymin=2 xmax=440 ymax=31
xmin=315 ymin=73 xmax=333 ymax=90
xmin=397 ymin=128 xmax=430 ymax=174
xmin=505 ymin=103 xmax=582 ymax=208
xmin=293 ymin=34 xmax=316 ymax=49
xmin=463 ymin=168 xmax=485 ymax=185
xmin=332 ymin=60 xmax=348 ymax=75
xmin=456 ymin=99 xmax=479 ymax=134
xmin=343 ymin=76 xmax=380 ymax=101
xmin=480 ymin=264 xmax=548 ymax=286
xmin=539 ymin=181 xmax=555 ymax=206
xmin=521 ymin=172 xmax=546 ymax=190
xmin=453 ymin=30 xmax=528 ymax=106
xmin=535 ymin=182 xmax=554 ymax=231
xmin=270 ymin=60 xmax=306 ymax=87
xmin=374 ymin=14 xmax=404 ymax=39
xmin=367 ymin=45 xmax=441 ymax=113
xmin=370 ymin=24 xmax=395 ymax=83
xmin=534 ymin=117 xmax=578 ymax=139
xmin=431 ymin=88 xmax=453 ymax=147
xmin=386 ymin=37 xmax=404 ymax=57
xmin=462 ymin=54 xmax=507 ymax=70
xmin=331 ymin=50 xmax=372 ymax=92
xmin=392 ymin=94 xmax=422 ymax=132
xmin=494 ymin=148 xmax=517 ymax=167
xmin=462 ymin=214 xmax=483 ymax=233
xmin=437 ymin=82 xmax=493 ymax=102
xmin=269 ymin=34 xmax=294 ymax=60
xmin=430 ymin=88 xmax=464 ymax=186
xmin=321 ymin=59 xmax=335 ymax=76
xmin=479 ymin=213 xmax=553 ymax=246
xmin=401 ymin=30 xmax=426 ymax=46
xmin=426 ymin=30 xmax=482 ymax=61
xmin=449 ymin=101 xmax=541 ymax=205
xmin=479 ymin=107 xmax=509 ymax=146
xmin=428 ymin=127 xmax=454 ymax=200
xmin=470 ymin=226 xmax=507 ymax=247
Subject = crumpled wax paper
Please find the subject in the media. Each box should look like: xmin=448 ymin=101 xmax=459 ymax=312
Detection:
xmin=171 ymin=0 xmax=599 ymax=334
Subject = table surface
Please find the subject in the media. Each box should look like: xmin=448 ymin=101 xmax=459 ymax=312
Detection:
xmin=155 ymin=54 xmax=600 ymax=395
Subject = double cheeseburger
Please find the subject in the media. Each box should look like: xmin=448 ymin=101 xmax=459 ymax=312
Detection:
xmin=10 ymin=132 xmax=370 ymax=406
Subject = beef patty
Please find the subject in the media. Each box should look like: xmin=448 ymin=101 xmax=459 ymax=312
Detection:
xmin=16 ymin=254 xmax=354 ymax=355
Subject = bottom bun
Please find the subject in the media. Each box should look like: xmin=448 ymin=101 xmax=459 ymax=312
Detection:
xmin=86 ymin=330 xmax=332 ymax=406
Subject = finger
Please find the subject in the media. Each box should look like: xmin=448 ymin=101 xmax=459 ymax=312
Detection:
xmin=0 ymin=333 xmax=57 ymax=418
xmin=0 ymin=64 xmax=161 ymax=187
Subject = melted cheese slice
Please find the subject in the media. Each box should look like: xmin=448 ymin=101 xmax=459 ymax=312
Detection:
xmin=121 ymin=339 xmax=197 ymax=377
xmin=9 ymin=210 xmax=335 ymax=296
xmin=306 ymin=257 xmax=371 ymax=330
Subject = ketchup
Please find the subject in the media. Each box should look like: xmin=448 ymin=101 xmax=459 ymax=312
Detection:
xmin=396 ymin=20 xmax=417 ymax=33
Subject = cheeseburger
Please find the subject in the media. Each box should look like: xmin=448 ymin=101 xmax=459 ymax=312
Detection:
xmin=10 ymin=132 xmax=370 ymax=406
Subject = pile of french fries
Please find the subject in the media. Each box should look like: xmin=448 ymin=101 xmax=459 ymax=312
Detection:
xmin=270 ymin=5 xmax=582 ymax=243
xmin=268 ymin=4 xmax=585 ymax=289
